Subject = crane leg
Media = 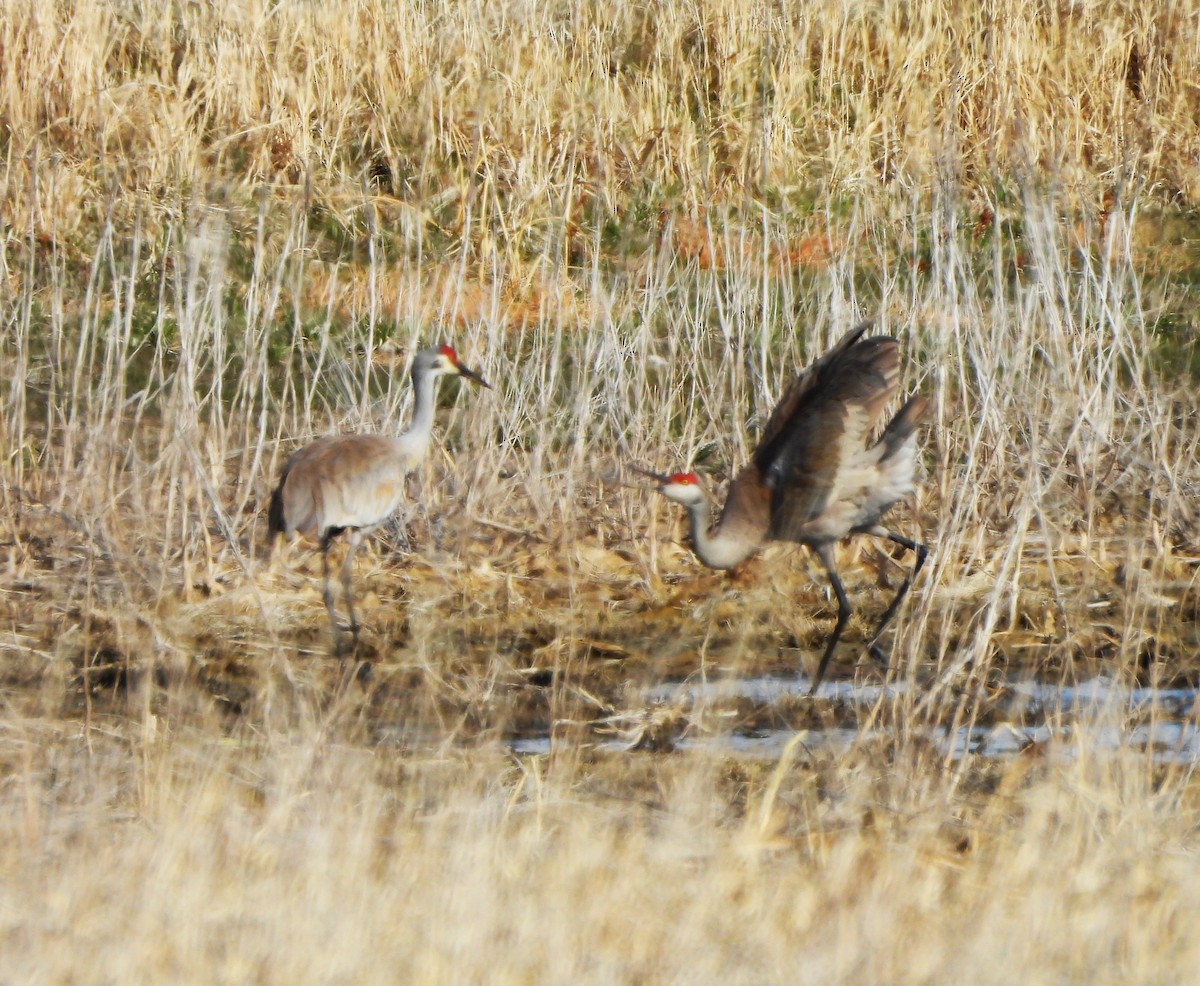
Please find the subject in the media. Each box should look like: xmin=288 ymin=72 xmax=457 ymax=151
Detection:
xmin=809 ymin=543 xmax=852 ymax=696
xmin=866 ymin=530 xmax=928 ymax=666
xmin=341 ymin=532 xmax=363 ymax=651
xmin=320 ymin=533 xmax=348 ymax=658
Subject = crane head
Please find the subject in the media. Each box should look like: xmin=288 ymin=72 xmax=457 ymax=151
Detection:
xmin=632 ymin=466 xmax=706 ymax=506
xmin=658 ymin=471 xmax=706 ymax=506
xmin=427 ymin=344 xmax=491 ymax=388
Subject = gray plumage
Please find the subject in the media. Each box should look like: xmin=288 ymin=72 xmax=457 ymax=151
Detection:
xmin=268 ymin=344 xmax=489 ymax=652
xmin=644 ymin=324 xmax=929 ymax=693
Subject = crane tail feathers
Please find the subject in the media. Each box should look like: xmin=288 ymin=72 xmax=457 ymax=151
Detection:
xmin=267 ymin=483 xmax=286 ymax=537
xmin=879 ymin=396 xmax=930 ymax=455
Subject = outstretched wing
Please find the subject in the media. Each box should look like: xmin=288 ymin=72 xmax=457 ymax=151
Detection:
xmin=753 ymin=322 xmax=872 ymax=453
xmin=755 ymin=331 xmax=901 ymax=541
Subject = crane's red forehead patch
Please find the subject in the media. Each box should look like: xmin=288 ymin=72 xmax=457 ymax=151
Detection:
xmin=668 ymin=472 xmax=699 ymax=485
xmin=439 ymin=344 xmax=458 ymax=362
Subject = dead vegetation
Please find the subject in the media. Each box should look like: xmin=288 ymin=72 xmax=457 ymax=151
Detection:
xmin=2 ymin=0 xmax=1200 ymax=980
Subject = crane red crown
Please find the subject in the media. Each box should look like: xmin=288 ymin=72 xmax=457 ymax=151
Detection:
xmin=668 ymin=472 xmax=700 ymax=485
xmin=439 ymin=344 xmax=459 ymax=363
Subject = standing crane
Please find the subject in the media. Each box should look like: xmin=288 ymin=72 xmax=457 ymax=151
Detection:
xmin=267 ymin=344 xmax=489 ymax=652
xmin=641 ymin=323 xmax=928 ymax=694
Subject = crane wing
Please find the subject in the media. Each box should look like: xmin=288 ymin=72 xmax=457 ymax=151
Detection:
xmin=754 ymin=322 xmax=872 ymax=453
xmin=276 ymin=435 xmax=408 ymax=538
xmin=755 ymin=333 xmax=901 ymax=541
xmin=710 ymin=326 xmax=873 ymax=548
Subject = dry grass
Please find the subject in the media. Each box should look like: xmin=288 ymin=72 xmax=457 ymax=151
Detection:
xmin=3 ymin=0 xmax=1200 ymax=980
xmin=2 ymin=723 xmax=1199 ymax=983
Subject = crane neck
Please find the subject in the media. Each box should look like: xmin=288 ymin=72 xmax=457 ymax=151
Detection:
xmin=403 ymin=365 xmax=439 ymax=446
xmin=682 ymin=496 xmax=757 ymax=571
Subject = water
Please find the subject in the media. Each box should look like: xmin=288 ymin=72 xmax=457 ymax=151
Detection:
xmin=647 ymin=673 xmax=1197 ymax=715
xmin=644 ymin=675 xmax=906 ymax=705
xmin=510 ymin=675 xmax=1200 ymax=764
xmin=1009 ymin=678 xmax=1197 ymax=717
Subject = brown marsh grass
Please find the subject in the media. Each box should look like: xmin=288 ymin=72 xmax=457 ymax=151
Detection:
xmin=3 ymin=0 xmax=1200 ymax=980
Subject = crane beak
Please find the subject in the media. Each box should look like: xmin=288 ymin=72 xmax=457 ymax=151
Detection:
xmin=629 ymin=464 xmax=671 ymax=488
xmin=456 ymin=361 xmax=491 ymax=389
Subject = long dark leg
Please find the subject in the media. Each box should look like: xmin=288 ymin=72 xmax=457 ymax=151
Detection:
xmin=810 ymin=543 xmax=852 ymax=696
xmin=866 ymin=530 xmax=928 ymax=665
xmin=320 ymin=532 xmax=346 ymax=658
xmin=341 ymin=532 xmax=362 ymax=651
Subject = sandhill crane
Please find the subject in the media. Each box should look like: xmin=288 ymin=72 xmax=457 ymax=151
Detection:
xmin=268 ymin=344 xmax=489 ymax=652
xmin=641 ymin=323 xmax=928 ymax=694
